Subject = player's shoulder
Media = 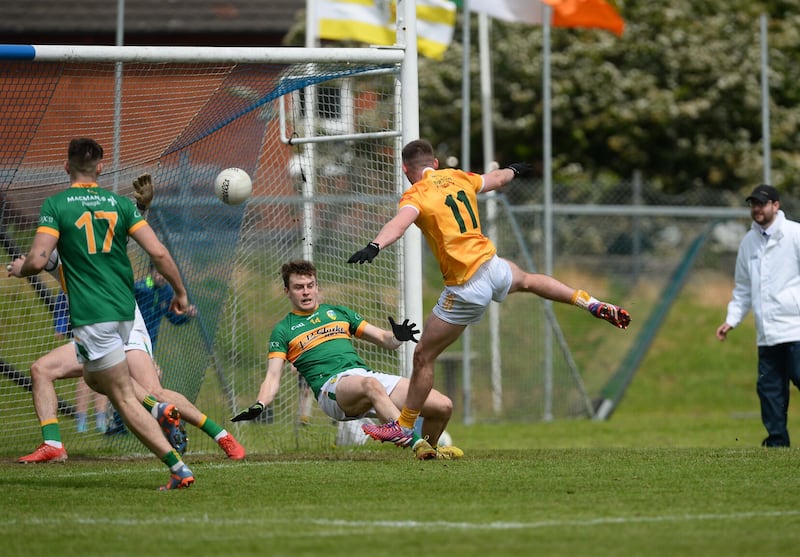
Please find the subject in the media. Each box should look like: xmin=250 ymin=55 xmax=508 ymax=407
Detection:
xmin=276 ymin=311 xmax=295 ymax=324
xmin=320 ymin=303 xmax=360 ymax=320
xmin=435 ymin=167 xmax=477 ymax=178
xmin=319 ymin=302 xmax=348 ymax=312
xmin=111 ymin=189 xmax=138 ymax=209
xmin=43 ymin=187 xmax=74 ymax=206
xmin=319 ymin=303 xmax=343 ymax=316
xmin=782 ymin=220 xmax=800 ymax=245
xmin=337 ymin=304 xmax=364 ymax=322
xmin=270 ymin=313 xmax=293 ymax=337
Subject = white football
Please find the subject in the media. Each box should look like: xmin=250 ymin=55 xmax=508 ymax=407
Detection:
xmin=44 ymin=248 xmax=60 ymax=273
xmin=214 ymin=167 xmax=252 ymax=205
xmin=335 ymin=419 xmax=369 ymax=447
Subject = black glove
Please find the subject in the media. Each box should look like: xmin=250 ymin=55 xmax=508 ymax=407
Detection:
xmin=348 ymin=242 xmax=380 ymax=264
xmin=389 ymin=316 xmax=420 ymax=343
xmin=505 ymin=162 xmax=533 ymax=178
xmin=231 ymin=401 xmax=265 ymax=422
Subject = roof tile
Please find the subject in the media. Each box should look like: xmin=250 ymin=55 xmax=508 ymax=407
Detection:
xmin=1 ymin=0 xmax=305 ymax=34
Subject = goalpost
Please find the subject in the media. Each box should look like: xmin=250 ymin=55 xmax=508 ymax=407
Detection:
xmin=0 ymin=43 xmax=420 ymax=456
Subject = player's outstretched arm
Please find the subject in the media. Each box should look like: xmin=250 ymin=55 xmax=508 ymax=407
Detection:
xmin=347 ymin=207 xmax=418 ymax=264
xmin=133 ymin=173 xmax=154 ymax=212
xmin=388 ymin=316 xmax=419 ymax=343
xmin=232 ymin=357 xmax=284 ymax=421
xmin=359 ymin=318 xmax=419 ymax=350
xmin=482 ymin=162 xmax=534 ymax=193
xmin=348 ymin=242 xmax=380 ymax=264
xmin=231 ymin=402 xmax=265 ymax=422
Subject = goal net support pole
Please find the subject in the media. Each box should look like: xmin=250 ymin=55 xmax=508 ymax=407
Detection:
xmin=0 ymin=42 xmax=416 ymax=455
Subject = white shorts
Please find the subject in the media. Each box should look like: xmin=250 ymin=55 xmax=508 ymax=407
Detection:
xmin=73 ymin=305 xmax=153 ymax=370
xmin=317 ymin=368 xmax=403 ymax=421
xmin=125 ymin=305 xmax=154 ymax=356
xmin=73 ymin=320 xmax=133 ymax=372
xmin=433 ymin=255 xmax=512 ymax=325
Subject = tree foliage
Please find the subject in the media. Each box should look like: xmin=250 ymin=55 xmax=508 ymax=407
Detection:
xmin=419 ymin=1 xmax=800 ymax=194
xmin=285 ymin=2 xmax=800 ymax=195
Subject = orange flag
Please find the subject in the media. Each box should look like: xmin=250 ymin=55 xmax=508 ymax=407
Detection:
xmin=470 ymin=0 xmax=624 ymax=37
xmin=542 ymin=0 xmax=624 ymax=37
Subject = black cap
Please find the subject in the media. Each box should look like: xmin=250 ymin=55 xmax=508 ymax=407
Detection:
xmin=746 ymin=185 xmax=779 ymax=204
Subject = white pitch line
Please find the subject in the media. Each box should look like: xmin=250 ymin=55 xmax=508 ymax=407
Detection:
xmin=8 ymin=510 xmax=800 ymax=531
xmin=307 ymin=510 xmax=800 ymax=530
xmin=40 ymin=459 xmax=281 ymax=478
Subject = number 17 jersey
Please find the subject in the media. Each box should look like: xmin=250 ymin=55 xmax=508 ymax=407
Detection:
xmin=37 ymin=183 xmax=146 ymax=327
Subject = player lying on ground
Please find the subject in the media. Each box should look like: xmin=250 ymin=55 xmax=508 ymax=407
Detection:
xmin=231 ymin=259 xmax=463 ymax=460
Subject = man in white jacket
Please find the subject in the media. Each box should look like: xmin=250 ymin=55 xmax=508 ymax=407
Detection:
xmin=716 ymin=184 xmax=800 ymax=447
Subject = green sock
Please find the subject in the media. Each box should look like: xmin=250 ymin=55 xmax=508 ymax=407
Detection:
xmin=142 ymin=395 xmax=158 ymax=411
xmin=199 ymin=415 xmax=224 ymax=439
xmin=42 ymin=420 xmax=62 ymax=444
xmin=161 ymin=449 xmax=181 ymax=468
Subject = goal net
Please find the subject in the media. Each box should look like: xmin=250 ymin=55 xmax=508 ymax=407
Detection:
xmin=0 ymin=45 xmax=408 ymax=457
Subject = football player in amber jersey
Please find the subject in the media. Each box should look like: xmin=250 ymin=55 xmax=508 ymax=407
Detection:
xmin=348 ymin=139 xmax=632 ymax=448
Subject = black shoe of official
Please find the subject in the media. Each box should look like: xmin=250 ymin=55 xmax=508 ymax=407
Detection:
xmin=761 ymin=436 xmax=789 ymax=448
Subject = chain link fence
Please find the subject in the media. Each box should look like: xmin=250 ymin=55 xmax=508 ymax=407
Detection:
xmin=436 ymin=174 xmax=772 ymax=423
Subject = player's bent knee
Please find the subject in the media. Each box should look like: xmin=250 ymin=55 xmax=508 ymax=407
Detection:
xmin=361 ymin=377 xmax=384 ymax=397
xmin=31 ymin=359 xmax=80 ymax=381
xmin=30 ymin=361 xmax=45 ymax=381
xmin=436 ymin=393 xmax=454 ymax=418
xmin=425 ymin=393 xmax=453 ymax=420
xmin=412 ymin=351 xmax=436 ymax=370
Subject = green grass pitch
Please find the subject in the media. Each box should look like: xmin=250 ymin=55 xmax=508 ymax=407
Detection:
xmin=5 ymin=274 xmax=800 ymax=555
xmin=4 ymin=415 xmax=800 ymax=557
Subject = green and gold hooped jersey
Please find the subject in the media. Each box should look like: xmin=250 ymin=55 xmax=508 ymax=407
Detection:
xmin=37 ymin=183 xmax=146 ymax=327
xmin=268 ymin=303 xmax=370 ymax=397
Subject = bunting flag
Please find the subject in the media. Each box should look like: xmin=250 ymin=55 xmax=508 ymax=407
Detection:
xmin=317 ymin=0 xmax=457 ymax=60
xmin=469 ymin=0 xmax=624 ymax=37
